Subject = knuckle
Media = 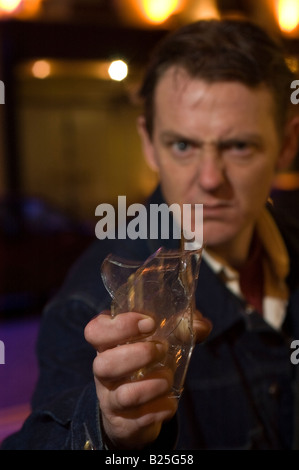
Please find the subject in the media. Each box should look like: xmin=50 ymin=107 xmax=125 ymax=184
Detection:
xmin=115 ymin=384 xmax=139 ymax=409
xmin=93 ymin=353 xmax=110 ymax=379
xmin=84 ymin=321 xmax=93 ymax=342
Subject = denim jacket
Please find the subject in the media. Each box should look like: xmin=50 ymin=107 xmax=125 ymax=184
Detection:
xmin=2 ymin=186 xmax=299 ymax=450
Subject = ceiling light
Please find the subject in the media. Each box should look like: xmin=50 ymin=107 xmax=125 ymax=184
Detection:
xmin=277 ymin=0 xmax=299 ymax=32
xmin=108 ymin=60 xmax=128 ymax=82
xmin=31 ymin=60 xmax=51 ymax=79
xmin=0 ymin=0 xmax=22 ymax=13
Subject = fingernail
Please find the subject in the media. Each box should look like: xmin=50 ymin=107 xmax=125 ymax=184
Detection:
xmin=138 ymin=316 xmax=155 ymax=334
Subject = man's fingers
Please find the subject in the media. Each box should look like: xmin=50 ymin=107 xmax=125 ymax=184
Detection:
xmin=84 ymin=311 xmax=156 ymax=350
xmin=93 ymin=340 xmax=168 ymax=380
xmin=85 ymin=308 xmax=211 ymax=358
xmin=101 ymin=368 xmax=174 ymax=410
xmin=193 ymin=310 xmax=213 ymax=343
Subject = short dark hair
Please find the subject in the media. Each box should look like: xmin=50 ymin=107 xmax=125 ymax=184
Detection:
xmin=139 ymin=19 xmax=295 ymax=137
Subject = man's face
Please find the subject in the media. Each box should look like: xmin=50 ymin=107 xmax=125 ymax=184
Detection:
xmin=139 ymin=67 xmax=285 ymax=264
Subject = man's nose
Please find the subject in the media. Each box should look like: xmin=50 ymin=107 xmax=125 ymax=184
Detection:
xmin=196 ymin=144 xmax=226 ymax=191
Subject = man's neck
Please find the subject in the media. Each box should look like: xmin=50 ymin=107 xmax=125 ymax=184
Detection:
xmin=206 ymin=223 xmax=255 ymax=270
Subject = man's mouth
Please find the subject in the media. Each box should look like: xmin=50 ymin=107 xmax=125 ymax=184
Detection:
xmin=202 ymin=202 xmax=231 ymax=218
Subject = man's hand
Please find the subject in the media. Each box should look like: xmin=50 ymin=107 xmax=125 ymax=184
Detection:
xmin=84 ymin=309 xmax=212 ymax=450
xmin=193 ymin=310 xmax=213 ymax=344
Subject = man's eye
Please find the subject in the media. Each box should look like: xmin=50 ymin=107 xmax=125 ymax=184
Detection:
xmin=233 ymin=141 xmax=249 ymax=150
xmin=220 ymin=140 xmax=253 ymax=156
xmin=221 ymin=140 xmax=246 ymax=150
xmin=173 ymin=141 xmax=192 ymax=152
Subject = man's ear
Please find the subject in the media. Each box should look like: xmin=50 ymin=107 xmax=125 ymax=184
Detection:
xmin=137 ymin=115 xmax=159 ymax=172
xmin=276 ymin=115 xmax=299 ymax=171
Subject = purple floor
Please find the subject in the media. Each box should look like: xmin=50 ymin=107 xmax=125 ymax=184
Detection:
xmin=0 ymin=316 xmax=40 ymax=444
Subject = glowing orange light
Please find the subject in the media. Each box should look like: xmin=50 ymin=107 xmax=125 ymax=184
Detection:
xmin=175 ymin=348 xmax=182 ymax=364
xmin=140 ymin=0 xmax=182 ymax=24
xmin=32 ymin=60 xmax=51 ymax=79
xmin=0 ymin=0 xmax=22 ymax=12
xmin=21 ymin=0 xmax=42 ymax=17
xmin=277 ymin=0 xmax=299 ymax=32
xmin=191 ymin=0 xmax=220 ymax=20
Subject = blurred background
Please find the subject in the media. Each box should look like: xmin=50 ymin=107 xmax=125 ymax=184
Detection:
xmin=0 ymin=0 xmax=298 ymax=444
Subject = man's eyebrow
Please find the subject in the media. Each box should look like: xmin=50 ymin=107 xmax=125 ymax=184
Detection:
xmin=217 ymin=134 xmax=264 ymax=148
xmin=159 ymin=131 xmax=263 ymax=144
xmin=159 ymin=131 xmax=201 ymax=143
xmin=160 ymin=131 xmax=186 ymax=139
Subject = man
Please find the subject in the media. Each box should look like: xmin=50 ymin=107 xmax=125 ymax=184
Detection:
xmin=2 ymin=18 xmax=299 ymax=450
